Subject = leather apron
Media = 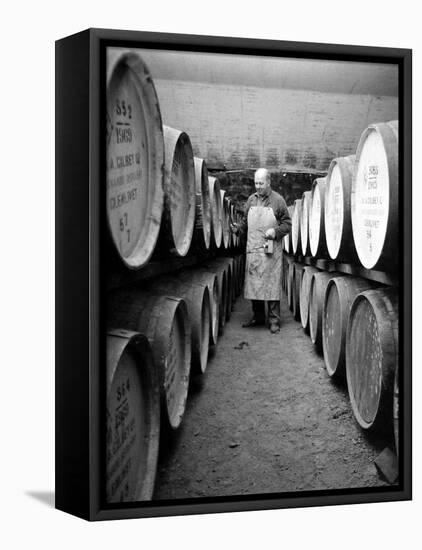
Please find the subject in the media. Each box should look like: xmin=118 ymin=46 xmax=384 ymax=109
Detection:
xmin=244 ymin=205 xmax=282 ymax=300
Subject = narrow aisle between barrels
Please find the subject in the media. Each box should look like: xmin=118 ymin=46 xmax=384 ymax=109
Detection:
xmin=154 ymin=295 xmax=388 ymax=499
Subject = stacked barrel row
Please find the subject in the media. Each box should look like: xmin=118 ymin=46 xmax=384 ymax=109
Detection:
xmin=105 ymin=50 xmax=248 ymax=503
xmin=282 ymin=119 xmax=399 ymax=453
xmin=284 ymin=120 xmax=398 ymax=272
xmin=282 ymin=258 xmax=398 ymax=454
xmin=106 ymin=52 xmax=243 ymax=272
xmin=106 ymin=254 xmax=245 ymax=503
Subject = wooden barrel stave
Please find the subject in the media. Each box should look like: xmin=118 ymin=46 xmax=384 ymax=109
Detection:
xmin=309 ymin=271 xmax=341 ymax=351
xmin=346 ymin=288 xmax=398 ymax=431
xmin=352 ymin=121 xmax=398 ymax=270
xmin=232 ymin=256 xmax=239 ymax=296
xmin=220 ymin=190 xmax=230 ymax=249
xmin=287 ymin=260 xmax=295 ymax=311
xmin=194 ymin=263 xmax=227 ymax=334
xmin=193 ymin=157 xmax=212 ymax=250
xmin=291 ymin=199 xmax=302 ymax=255
xmin=107 ymin=291 xmax=191 ymax=429
xmin=230 ymin=204 xmax=237 ymax=249
xmin=209 ymin=176 xmax=223 ymax=249
xmin=177 ymin=268 xmax=220 ymax=346
xmin=216 ymin=256 xmax=236 ymax=311
xmin=284 ymin=205 xmax=294 ymax=254
xmin=322 ymin=276 xmax=376 ymax=378
xmin=106 ymin=52 xmax=164 ymax=270
xmin=292 ymin=262 xmax=305 ymax=321
xmin=147 ymin=277 xmax=211 ymax=375
xmin=106 ymin=329 xmax=160 ymax=502
xmin=156 ymin=125 xmax=197 ymax=257
xmin=299 ymin=266 xmax=320 ymax=332
xmin=300 ymin=191 xmax=312 ymax=256
xmin=309 ymin=177 xmax=328 ymax=258
xmin=203 ymin=259 xmax=232 ymax=323
xmin=325 ymin=155 xmax=357 ymax=262
xmin=235 ymin=253 xmax=245 ymax=296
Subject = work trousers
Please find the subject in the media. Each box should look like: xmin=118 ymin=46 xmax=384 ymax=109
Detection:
xmin=252 ymin=300 xmax=281 ymax=326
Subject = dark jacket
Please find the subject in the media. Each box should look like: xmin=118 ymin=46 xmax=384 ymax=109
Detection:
xmin=238 ymin=189 xmax=292 ymax=241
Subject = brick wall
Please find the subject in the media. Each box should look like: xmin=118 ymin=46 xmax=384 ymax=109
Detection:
xmin=153 ymin=78 xmax=397 ymax=173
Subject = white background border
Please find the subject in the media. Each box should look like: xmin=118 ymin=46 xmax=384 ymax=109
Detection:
xmin=1 ymin=1 xmax=418 ymax=548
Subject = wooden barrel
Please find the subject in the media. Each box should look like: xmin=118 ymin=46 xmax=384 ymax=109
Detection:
xmin=203 ymin=259 xmax=232 ymax=323
xmin=324 ymin=155 xmax=357 ymax=262
xmin=230 ymin=203 xmax=236 ymax=249
xmin=284 ymin=205 xmax=294 ymax=253
xmin=322 ymin=276 xmax=375 ymax=378
xmin=309 ymin=177 xmax=328 ymax=258
xmin=236 ymin=254 xmax=245 ymax=296
xmin=147 ymin=277 xmax=211 ymax=375
xmin=106 ymin=53 xmax=164 ymax=269
xmin=237 ymin=253 xmax=243 ymax=294
xmin=209 ymin=176 xmax=223 ymax=248
xmin=346 ymin=288 xmax=398 ymax=431
xmin=292 ymin=263 xmax=305 ymax=321
xmin=212 ymin=256 xmax=236 ymax=311
xmin=230 ymin=204 xmax=237 ymax=248
xmin=231 ymin=207 xmax=236 ymax=248
xmin=291 ymin=199 xmax=302 ymax=255
xmin=221 ymin=257 xmax=236 ymax=310
xmin=226 ymin=198 xmax=233 ymax=249
xmin=231 ymin=255 xmax=238 ymax=295
xmin=300 ymin=192 xmax=312 ymax=256
xmin=309 ymin=271 xmax=340 ymax=351
xmin=299 ymin=266 xmax=320 ymax=332
xmin=227 ymin=258 xmax=235 ymax=309
xmin=232 ymin=255 xmax=239 ymax=296
xmin=107 ymin=292 xmax=191 ymax=429
xmin=287 ymin=261 xmax=295 ymax=311
xmin=393 ymin=365 xmax=399 ymax=458
xmin=229 ymin=257 xmax=236 ymax=307
xmin=220 ymin=190 xmax=231 ymax=249
xmin=351 ymin=120 xmax=398 ymax=270
xmin=158 ymin=126 xmax=196 ymax=256
xmin=239 ymin=253 xmax=246 ymax=294
xmin=177 ymin=269 xmax=220 ymax=346
xmin=193 ymin=157 xmax=212 ymax=250
xmin=228 ymin=200 xmax=234 ymax=224
xmin=106 ymin=329 xmax=160 ymax=502
xmin=215 ymin=268 xmax=227 ymax=332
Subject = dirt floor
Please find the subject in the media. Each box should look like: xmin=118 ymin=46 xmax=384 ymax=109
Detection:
xmin=153 ymin=293 xmax=392 ymax=500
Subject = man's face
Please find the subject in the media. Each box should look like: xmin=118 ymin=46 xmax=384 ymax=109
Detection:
xmin=255 ymin=175 xmax=270 ymax=196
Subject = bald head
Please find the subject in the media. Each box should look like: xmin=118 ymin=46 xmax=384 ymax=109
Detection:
xmin=254 ymin=168 xmax=271 ymax=196
xmin=255 ymin=168 xmax=270 ymax=183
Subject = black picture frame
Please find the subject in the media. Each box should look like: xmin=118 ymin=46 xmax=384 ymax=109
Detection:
xmin=55 ymin=28 xmax=412 ymax=521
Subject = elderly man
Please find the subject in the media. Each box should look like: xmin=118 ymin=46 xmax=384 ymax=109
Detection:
xmin=233 ymin=168 xmax=291 ymax=333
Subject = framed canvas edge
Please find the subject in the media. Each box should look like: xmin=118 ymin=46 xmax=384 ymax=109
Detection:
xmin=55 ymin=27 xmax=412 ymax=522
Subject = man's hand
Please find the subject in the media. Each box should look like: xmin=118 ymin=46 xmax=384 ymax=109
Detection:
xmin=264 ymin=228 xmax=275 ymax=240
